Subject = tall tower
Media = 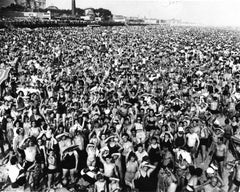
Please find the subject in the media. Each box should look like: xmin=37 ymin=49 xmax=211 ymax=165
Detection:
xmin=72 ymin=0 xmax=76 ymax=16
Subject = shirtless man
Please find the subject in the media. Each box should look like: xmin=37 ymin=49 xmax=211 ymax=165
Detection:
xmin=112 ymin=153 xmax=123 ymax=181
xmin=21 ymin=138 xmax=37 ymax=181
xmin=99 ymin=149 xmax=118 ymax=179
xmin=229 ymin=161 xmax=240 ymax=192
xmin=209 ymin=127 xmax=224 ymax=156
xmin=22 ymin=139 xmax=37 ymax=170
xmin=86 ymin=143 xmax=97 ymax=167
xmin=73 ymin=131 xmax=85 ymax=150
xmin=58 ymin=135 xmax=72 ymax=159
xmin=73 ymin=130 xmax=86 ymax=170
xmin=212 ymin=137 xmax=227 ymax=178
xmin=196 ymin=176 xmax=224 ymax=192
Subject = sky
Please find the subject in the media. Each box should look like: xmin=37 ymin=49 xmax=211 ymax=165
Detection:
xmin=1 ymin=0 xmax=240 ymax=26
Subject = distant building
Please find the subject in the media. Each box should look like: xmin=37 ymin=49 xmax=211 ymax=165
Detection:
xmin=72 ymin=0 xmax=76 ymax=16
xmin=80 ymin=15 xmax=93 ymax=21
xmin=144 ymin=18 xmax=159 ymax=24
xmin=159 ymin=20 xmax=167 ymax=24
xmin=167 ymin=19 xmax=182 ymax=25
xmin=112 ymin=15 xmax=127 ymax=23
xmin=23 ymin=11 xmax=51 ymax=19
xmin=127 ymin=17 xmax=144 ymax=24
xmin=36 ymin=0 xmax=46 ymax=9
xmin=46 ymin=5 xmax=58 ymax=10
xmin=84 ymin=8 xmax=95 ymax=20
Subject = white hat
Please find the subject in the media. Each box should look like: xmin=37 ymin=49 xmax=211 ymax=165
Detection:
xmin=210 ymin=163 xmax=218 ymax=171
xmin=110 ymin=177 xmax=120 ymax=182
xmin=178 ymin=127 xmax=184 ymax=132
xmin=111 ymin=153 xmax=121 ymax=157
xmin=87 ymin=143 xmax=95 ymax=148
xmin=206 ymin=167 xmax=215 ymax=174
xmin=88 ymin=166 xmax=95 ymax=171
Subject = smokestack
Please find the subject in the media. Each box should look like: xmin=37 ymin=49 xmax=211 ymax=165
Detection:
xmin=72 ymin=0 xmax=76 ymax=16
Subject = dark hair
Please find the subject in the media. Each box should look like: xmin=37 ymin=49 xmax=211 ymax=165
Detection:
xmin=218 ymin=137 xmax=224 ymax=142
xmin=189 ymin=165 xmax=195 ymax=175
xmin=195 ymin=168 xmax=203 ymax=177
xmin=105 ymin=154 xmax=112 ymax=160
xmin=225 ymin=119 xmax=230 ymax=124
xmin=151 ymin=136 xmax=157 ymax=141
xmin=127 ymin=151 xmax=137 ymax=162
xmin=10 ymin=156 xmax=18 ymax=165
xmin=96 ymin=174 xmax=103 ymax=180
xmin=35 ymin=153 xmax=42 ymax=164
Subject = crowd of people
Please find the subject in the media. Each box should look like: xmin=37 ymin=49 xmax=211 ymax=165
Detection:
xmin=0 ymin=18 xmax=88 ymax=29
xmin=0 ymin=25 xmax=240 ymax=192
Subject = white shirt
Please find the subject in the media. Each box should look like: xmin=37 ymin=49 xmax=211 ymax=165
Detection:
xmin=135 ymin=151 xmax=148 ymax=163
xmin=8 ymin=165 xmax=20 ymax=183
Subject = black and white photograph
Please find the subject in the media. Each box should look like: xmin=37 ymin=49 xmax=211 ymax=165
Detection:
xmin=0 ymin=0 xmax=240 ymax=191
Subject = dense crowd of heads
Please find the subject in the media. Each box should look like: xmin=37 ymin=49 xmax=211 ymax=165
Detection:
xmin=0 ymin=25 xmax=240 ymax=192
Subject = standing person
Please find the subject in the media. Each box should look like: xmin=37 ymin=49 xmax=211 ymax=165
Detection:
xmin=124 ymin=152 xmax=138 ymax=189
xmin=6 ymin=116 xmax=14 ymax=150
xmin=56 ymin=87 xmax=67 ymax=128
xmin=112 ymin=153 xmax=123 ymax=182
xmin=134 ymin=161 xmax=156 ymax=192
xmin=186 ymin=127 xmax=200 ymax=160
xmin=199 ymin=123 xmax=210 ymax=162
xmin=86 ymin=143 xmax=98 ymax=167
xmin=0 ymin=122 xmax=6 ymax=157
xmin=121 ymin=133 xmax=134 ymax=174
xmin=145 ymin=109 xmax=157 ymax=136
xmin=211 ymin=137 xmax=227 ymax=178
xmin=148 ymin=137 xmax=161 ymax=166
xmin=13 ymin=127 xmax=25 ymax=153
xmin=134 ymin=116 xmax=146 ymax=144
xmin=22 ymin=138 xmax=37 ymax=172
xmin=47 ymin=149 xmax=57 ymax=190
xmin=73 ymin=130 xmax=86 ymax=170
xmin=99 ymin=149 xmax=118 ymax=180
xmin=174 ymin=126 xmax=186 ymax=149
xmin=61 ymin=148 xmax=79 ymax=185
xmin=26 ymin=154 xmax=42 ymax=191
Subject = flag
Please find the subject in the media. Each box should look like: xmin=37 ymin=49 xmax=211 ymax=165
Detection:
xmin=0 ymin=68 xmax=10 ymax=85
